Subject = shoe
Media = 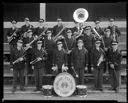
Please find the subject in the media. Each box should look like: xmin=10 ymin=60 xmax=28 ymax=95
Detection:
xmin=33 ymin=88 xmax=40 ymax=92
xmin=115 ymin=88 xmax=119 ymax=93
xmin=12 ymin=88 xmax=16 ymax=93
xmin=108 ymin=87 xmax=115 ymax=90
xmin=99 ymin=88 xmax=103 ymax=91
xmin=20 ymin=88 xmax=25 ymax=91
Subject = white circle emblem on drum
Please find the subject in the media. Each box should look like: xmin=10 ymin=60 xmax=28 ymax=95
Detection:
xmin=53 ymin=72 xmax=76 ymax=97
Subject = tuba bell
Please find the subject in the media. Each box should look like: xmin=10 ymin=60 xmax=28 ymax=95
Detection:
xmin=73 ymin=8 xmax=89 ymax=39
xmin=73 ymin=8 xmax=89 ymax=23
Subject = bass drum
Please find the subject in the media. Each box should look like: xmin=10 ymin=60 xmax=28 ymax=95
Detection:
xmin=53 ymin=72 xmax=76 ymax=97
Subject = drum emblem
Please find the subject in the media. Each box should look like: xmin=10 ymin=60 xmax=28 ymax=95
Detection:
xmin=54 ymin=73 xmax=76 ymax=97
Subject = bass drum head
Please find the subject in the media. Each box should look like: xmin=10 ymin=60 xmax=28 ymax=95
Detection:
xmin=53 ymin=72 xmax=76 ymax=97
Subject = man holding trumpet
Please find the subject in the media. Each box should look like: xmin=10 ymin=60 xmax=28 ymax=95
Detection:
xmin=10 ymin=40 xmax=26 ymax=93
xmin=30 ymin=40 xmax=47 ymax=91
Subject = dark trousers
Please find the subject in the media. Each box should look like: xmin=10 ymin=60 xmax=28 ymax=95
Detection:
xmin=87 ymin=49 xmax=92 ymax=73
xmin=67 ymin=53 xmax=73 ymax=74
xmin=13 ymin=68 xmax=25 ymax=89
xmin=109 ymin=68 xmax=120 ymax=89
xmin=45 ymin=53 xmax=53 ymax=74
xmin=75 ymin=68 xmax=84 ymax=85
xmin=34 ymin=68 xmax=43 ymax=89
xmin=26 ymin=49 xmax=33 ymax=74
xmin=93 ymin=67 xmax=103 ymax=89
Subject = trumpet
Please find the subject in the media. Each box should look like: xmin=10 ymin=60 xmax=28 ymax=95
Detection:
xmin=8 ymin=28 xmax=18 ymax=43
xmin=30 ymin=57 xmax=41 ymax=65
xmin=24 ymin=27 xmax=48 ymax=51
xmin=12 ymin=54 xmax=26 ymax=64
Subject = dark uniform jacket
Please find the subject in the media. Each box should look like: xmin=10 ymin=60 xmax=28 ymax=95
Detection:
xmin=45 ymin=38 xmax=56 ymax=54
xmin=10 ymin=46 xmax=26 ymax=69
xmin=83 ymin=33 xmax=95 ymax=51
xmin=71 ymin=47 xmax=88 ymax=69
xmin=103 ymin=36 xmax=113 ymax=49
xmin=7 ymin=28 xmax=20 ymax=45
xmin=107 ymin=48 xmax=122 ymax=70
xmin=52 ymin=25 xmax=66 ymax=37
xmin=64 ymin=36 xmax=76 ymax=51
xmin=91 ymin=47 xmax=105 ymax=68
xmin=53 ymin=48 xmax=67 ymax=69
xmin=20 ymin=24 xmax=34 ymax=34
xmin=32 ymin=48 xmax=47 ymax=70
xmin=95 ymin=27 xmax=104 ymax=36
xmin=107 ymin=25 xmax=121 ymax=41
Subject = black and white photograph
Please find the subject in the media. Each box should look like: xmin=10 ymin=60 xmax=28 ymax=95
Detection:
xmin=3 ymin=2 xmax=127 ymax=102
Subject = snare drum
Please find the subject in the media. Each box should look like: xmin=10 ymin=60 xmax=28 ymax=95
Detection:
xmin=53 ymin=72 xmax=76 ymax=97
xmin=42 ymin=85 xmax=53 ymax=97
xmin=76 ymin=85 xmax=87 ymax=97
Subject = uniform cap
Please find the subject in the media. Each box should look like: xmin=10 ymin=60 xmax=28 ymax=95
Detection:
xmin=17 ymin=40 xmax=23 ymax=43
xmin=39 ymin=18 xmax=44 ymax=22
xmin=11 ymin=20 xmax=17 ymax=24
xmin=27 ymin=29 xmax=32 ymax=33
xmin=57 ymin=18 xmax=62 ymax=21
xmin=112 ymin=41 xmax=118 ymax=45
xmin=37 ymin=40 xmax=42 ymax=44
xmin=24 ymin=17 xmax=29 ymax=21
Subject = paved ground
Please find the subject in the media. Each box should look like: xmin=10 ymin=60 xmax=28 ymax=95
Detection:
xmin=3 ymin=84 xmax=127 ymax=102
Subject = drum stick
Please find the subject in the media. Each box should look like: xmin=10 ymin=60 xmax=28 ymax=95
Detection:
xmin=72 ymin=67 xmax=78 ymax=78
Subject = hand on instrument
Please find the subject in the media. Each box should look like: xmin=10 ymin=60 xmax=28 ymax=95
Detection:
xmin=10 ymin=68 xmax=13 ymax=71
xmin=32 ymin=66 xmax=34 ymax=70
xmin=110 ymin=64 xmax=115 ymax=69
xmin=91 ymin=67 xmax=94 ymax=71
xmin=37 ymin=57 xmax=42 ymax=61
xmin=52 ymin=66 xmax=58 ymax=71
xmin=85 ymin=66 xmax=88 ymax=71
xmin=19 ymin=57 xmax=24 ymax=61
xmin=67 ymin=50 xmax=72 ymax=54
xmin=104 ymin=48 xmax=108 ymax=51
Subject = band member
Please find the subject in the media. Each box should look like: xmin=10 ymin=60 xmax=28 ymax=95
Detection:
xmin=52 ymin=40 xmax=68 ymax=75
xmin=107 ymin=41 xmax=122 ymax=92
xmin=52 ymin=18 xmax=66 ymax=37
xmin=31 ymin=40 xmax=47 ymax=91
xmin=33 ymin=18 xmax=46 ymax=43
xmin=91 ymin=39 xmax=105 ymax=91
xmin=10 ymin=40 xmax=26 ymax=92
xmin=103 ymin=28 xmax=113 ymax=73
xmin=45 ymin=30 xmax=56 ymax=74
xmin=23 ymin=29 xmax=35 ymax=74
xmin=20 ymin=17 xmax=34 ymax=39
xmin=63 ymin=29 xmax=76 ymax=74
xmin=7 ymin=20 xmax=20 ymax=52
xmin=107 ymin=18 xmax=121 ymax=42
xmin=83 ymin=26 xmax=95 ymax=73
xmin=71 ymin=38 xmax=88 ymax=85
xmin=94 ymin=20 xmax=104 ymax=37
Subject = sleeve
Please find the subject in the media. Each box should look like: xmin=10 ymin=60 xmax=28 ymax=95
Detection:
xmin=52 ymin=49 xmax=56 ymax=66
xmin=71 ymin=48 xmax=74 ymax=67
xmin=114 ymin=51 xmax=122 ymax=67
xmin=84 ymin=48 xmax=88 ymax=67
xmin=64 ymin=50 xmax=68 ymax=66
xmin=10 ymin=48 xmax=14 ymax=67
xmin=90 ymin=48 xmax=94 ymax=67
xmin=116 ymin=26 xmax=121 ymax=37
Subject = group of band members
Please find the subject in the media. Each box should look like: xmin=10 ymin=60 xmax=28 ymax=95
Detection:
xmin=7 ymin=17 xmax=122 ymax=93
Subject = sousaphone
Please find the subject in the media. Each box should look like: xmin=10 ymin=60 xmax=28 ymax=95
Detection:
xmin=73 ymin=8 xmax=89 ymax=23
